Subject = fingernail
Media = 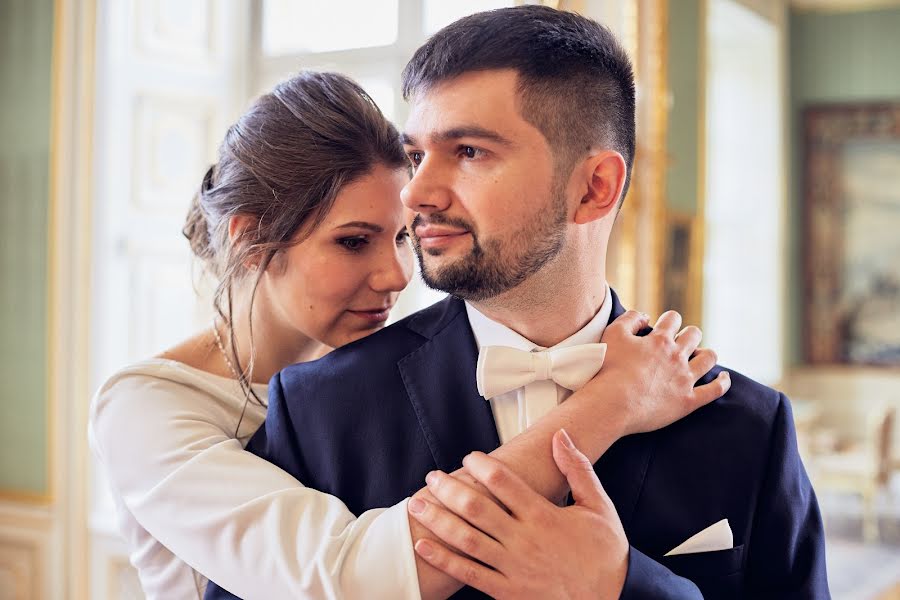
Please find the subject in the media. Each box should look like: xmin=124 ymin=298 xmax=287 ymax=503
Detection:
xmin=425 ymin=470 xmax=440 ymax=487
xmin=559 ymin=428 xmax=575 ymax=450
xmin=416 ymin=540 xmax=434 ymax=558
xmin=408 ymin=497 xmax=426 ymax=514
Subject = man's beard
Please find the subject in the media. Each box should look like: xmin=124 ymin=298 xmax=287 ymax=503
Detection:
xmin=410 ymin=186 xmax=568 ymax=302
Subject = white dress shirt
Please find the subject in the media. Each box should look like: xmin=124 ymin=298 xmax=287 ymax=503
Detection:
xmin=89 ymin=358 xmax=420 ymax=600
xmin=465 ymin=286 xmax=613 ymax=444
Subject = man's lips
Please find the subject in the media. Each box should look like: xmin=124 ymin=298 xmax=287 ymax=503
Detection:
xmin=414 ymin=225 xmax=470 ymax=249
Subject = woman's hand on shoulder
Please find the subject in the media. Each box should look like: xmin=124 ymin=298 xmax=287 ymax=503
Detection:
xmin=584 ymin=309 xmax=731 ymax=437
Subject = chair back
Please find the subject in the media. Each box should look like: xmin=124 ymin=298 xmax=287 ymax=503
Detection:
xmin=876 ymin=407 xmax=896 ymax=485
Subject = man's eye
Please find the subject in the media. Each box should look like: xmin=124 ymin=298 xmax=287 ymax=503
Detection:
xmin=460 ymin=146 xmax=480 ymax=159
xmin=408 ymin=152 xmax=423 ymax=166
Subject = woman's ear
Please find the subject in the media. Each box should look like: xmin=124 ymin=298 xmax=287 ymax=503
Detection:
xmin=573 ymin=151 xmax=627 ymax=225
xmin=228 ymin=215 xmax=261 ymax=271
xmin=228 ymin=214 xmax=255 ymax=243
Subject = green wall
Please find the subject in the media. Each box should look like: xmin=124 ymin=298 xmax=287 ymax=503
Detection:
xmin=666 ymin=0 xmax=703 ymax=215
xmin=788 ymin=7 xmax=900 ymax=364
xmin=0 ymin=0 xmax=55 ymax=496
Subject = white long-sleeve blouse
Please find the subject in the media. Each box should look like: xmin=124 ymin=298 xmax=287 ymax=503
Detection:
xmin=89 ymin=358 xmax=420 ymax=600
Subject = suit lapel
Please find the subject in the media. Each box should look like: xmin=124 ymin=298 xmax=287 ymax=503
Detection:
xmin=399 ymin=297 xmax=501 ymax=473
xmin=576 ymin=289 xmax=658 ymax=530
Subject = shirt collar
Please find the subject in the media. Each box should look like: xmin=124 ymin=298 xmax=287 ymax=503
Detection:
xmin=465 ymin=284 xmax=613 ymax=352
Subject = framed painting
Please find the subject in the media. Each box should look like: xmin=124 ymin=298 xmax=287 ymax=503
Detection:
xmin=661 ymin=210 xmax=702 ymax=328
xmin=803 ymin=103 xmax=900 ymax=365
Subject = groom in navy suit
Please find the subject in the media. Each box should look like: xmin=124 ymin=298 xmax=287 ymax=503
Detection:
xmin=206 ymin=6 xmax=828 ymax=599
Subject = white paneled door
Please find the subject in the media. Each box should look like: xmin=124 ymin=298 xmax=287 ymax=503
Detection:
xmin=88 ymin=1 xmax=251 ymax=597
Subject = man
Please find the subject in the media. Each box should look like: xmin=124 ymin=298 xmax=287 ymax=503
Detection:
xmin=207 ymin=6 xmax=827 ymax=599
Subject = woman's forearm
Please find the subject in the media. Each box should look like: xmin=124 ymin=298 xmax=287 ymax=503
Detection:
xmin=413 ymin=387 xmax=626 ymax=599
xmin=487 ymin=388 xmax=626 ymax=501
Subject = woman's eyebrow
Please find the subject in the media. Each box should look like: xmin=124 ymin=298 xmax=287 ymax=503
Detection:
xmin=334 ymin=221 xmax=383 ymax=233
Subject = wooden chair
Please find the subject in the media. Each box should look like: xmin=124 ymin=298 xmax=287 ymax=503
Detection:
xmin=811 ymin=405 xmax=896 ymax=542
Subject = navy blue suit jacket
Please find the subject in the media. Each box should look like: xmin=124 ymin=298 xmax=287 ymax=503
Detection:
xmin=206 ymin=291 xmax=829 ymax=599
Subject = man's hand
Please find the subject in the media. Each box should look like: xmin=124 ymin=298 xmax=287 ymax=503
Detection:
xmin=586 ymin=310 xmax=731 ymax=437
xmin=409 ymin=430 xmax=628 ymax=600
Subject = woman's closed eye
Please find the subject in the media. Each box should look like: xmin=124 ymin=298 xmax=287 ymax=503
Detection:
xmin=337 ymin=236 xmax=369 ymax=252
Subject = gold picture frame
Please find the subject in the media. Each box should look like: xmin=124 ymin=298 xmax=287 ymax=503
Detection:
xmin=661 ymin=210 xmax=702 ymax=327
xmin=803 ymin=103 xmax=900 ymax=366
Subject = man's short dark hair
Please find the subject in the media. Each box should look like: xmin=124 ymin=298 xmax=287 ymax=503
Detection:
xmin=401 ymin=5 xmax=636 ymax=203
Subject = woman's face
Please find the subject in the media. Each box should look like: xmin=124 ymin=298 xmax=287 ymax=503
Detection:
xmin=262 ymin=165 xmax=414 ymax=349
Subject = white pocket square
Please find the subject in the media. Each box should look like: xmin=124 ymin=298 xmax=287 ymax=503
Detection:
xmin=664 ymin=519 xmax=734 ymax=556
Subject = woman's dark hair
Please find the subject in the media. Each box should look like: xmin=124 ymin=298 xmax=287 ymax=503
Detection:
xmin=182 ymin=71 xmax=407 ymax=420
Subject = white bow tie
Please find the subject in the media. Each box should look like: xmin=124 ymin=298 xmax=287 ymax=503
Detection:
xmin=476 ymin=344 xmax=607 ymax=400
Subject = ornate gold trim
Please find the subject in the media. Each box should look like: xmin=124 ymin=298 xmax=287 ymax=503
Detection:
xmin=694 ymin=0 xmax=708 ymax=327
xmin=44 ymin=0 xmax=66 ymax=507
xmin=608 ymin=0 xmax=672 ymax=314
xmin=609 ymin=0 xmax=640 ymax=309
xmin=652 ymin=0 xmax=671 ymax=318
xmin=661 ymin=209 xmax=704 ymax=326
xmin=633 ymin=0 xmax=669 ymax=316
xmin=0 ymin=490 xmax=51 ymax=505
xmin=791 ymin=0 xmax=900 ymax=13
xmin=801 ymin=103 xmax=900 ymax=365
xmin=49 ymin=0 xmax=98 ymax=597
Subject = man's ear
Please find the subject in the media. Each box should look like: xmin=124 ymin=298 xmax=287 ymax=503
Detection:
xmin=573 ymin=151 xmax=627 ymax=225
xmin=228 ymin=214 xmax=262 ymax=270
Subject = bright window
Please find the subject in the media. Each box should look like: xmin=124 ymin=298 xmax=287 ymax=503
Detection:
xmin=423 ymin=0 xmax=514 ymax=34
xmin=262 ymin=0 xmax=399 ymax=55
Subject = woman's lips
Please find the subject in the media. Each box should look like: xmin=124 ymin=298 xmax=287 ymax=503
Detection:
xmin=347 ymin=307 xmax=392 ymax=323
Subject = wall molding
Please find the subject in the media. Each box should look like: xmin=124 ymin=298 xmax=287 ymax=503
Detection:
xmin=791 ymin=0 xmax=900 ymax=13
xmin=46 ymin=0 xmax=98 ymax=596
xmin=0 ymin=502 xmax=54 ymax=600
xmin=0 ymin=539 xmax=40 ymax=600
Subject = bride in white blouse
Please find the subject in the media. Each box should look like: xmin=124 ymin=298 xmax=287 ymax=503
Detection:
xmin=89 ymin=71 xmax=726 ymax=600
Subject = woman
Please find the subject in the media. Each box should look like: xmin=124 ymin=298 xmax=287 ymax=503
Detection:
xmin=90 ymin=71 xmax=726 ymax=600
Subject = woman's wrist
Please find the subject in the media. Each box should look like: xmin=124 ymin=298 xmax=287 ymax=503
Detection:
xmin=559 ymin=385 xmax=629 ymax=462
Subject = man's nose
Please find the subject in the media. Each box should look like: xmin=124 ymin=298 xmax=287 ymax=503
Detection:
xmin=400 ymin=159 xmax=452 ymax=215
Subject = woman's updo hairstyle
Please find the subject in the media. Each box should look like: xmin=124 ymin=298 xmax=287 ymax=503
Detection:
xmin=182 ymin=71 xmax=408 ymax=412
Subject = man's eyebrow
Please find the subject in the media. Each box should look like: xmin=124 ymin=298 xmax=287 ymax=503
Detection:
xmin=334 ymin=221 xmax=383 ymax=233
xmin=400 ymin=127 xmax=514 ymax=147
xmin=435 ymin=126 xmax=513 ymax=146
